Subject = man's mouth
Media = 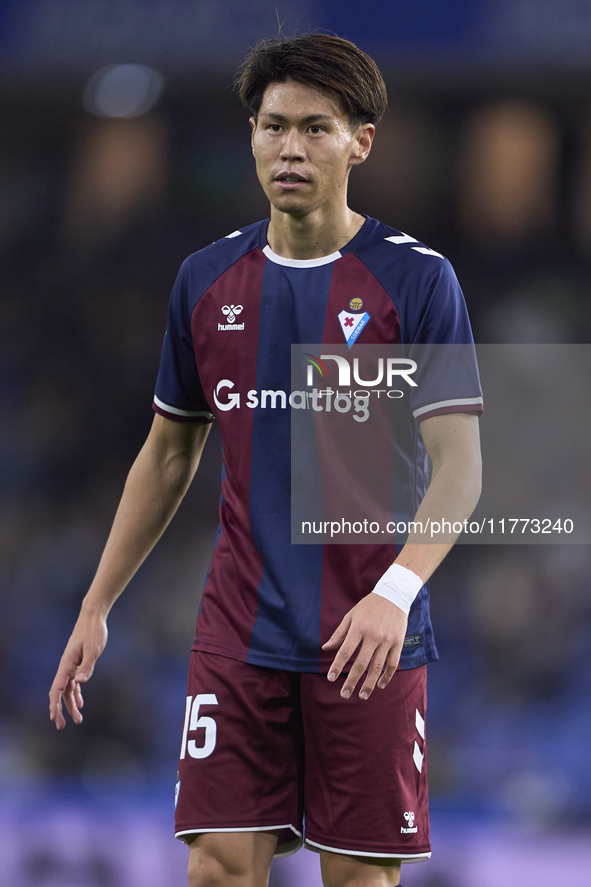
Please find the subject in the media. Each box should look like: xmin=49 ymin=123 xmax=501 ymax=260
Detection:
xmin=274 ymin=172 xmax=309 ymax=189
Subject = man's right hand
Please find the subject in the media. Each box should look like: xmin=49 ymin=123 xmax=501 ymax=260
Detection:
xmin=48 ymin=609 xmax=108 ymax=729
xmin=48 ymin=415 xmax=211 ymax=731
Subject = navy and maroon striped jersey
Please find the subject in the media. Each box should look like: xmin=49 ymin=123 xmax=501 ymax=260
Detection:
xmin=153 ymin=217 xmax=483 ymax=672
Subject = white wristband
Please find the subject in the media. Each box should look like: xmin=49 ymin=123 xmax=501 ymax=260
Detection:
xmin=371 ymin=563 xmax=423 ymax=615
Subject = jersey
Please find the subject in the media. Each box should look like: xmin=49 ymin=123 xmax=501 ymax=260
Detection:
xmin=153 ymin=217 xmax=483 ymax=672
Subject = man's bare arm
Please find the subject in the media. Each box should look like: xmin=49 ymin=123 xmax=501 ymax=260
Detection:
xmin=323 ymin=411 xmax=482 ymax=699
xmin=395 ymin=411 xmax=483 ymax=578
xmin=49 ymin=414 xmax=211 ymax=729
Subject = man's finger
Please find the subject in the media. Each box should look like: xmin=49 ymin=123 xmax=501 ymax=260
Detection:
xmin=326 ymin=629 xmax=362 ymax=682
xmin=357 ymin=643 xmax=391 ymax=699
xmin=50 ymin=696 xmax=66 ymax=730
xmin=339 ymin=640 xmax=376 ymax=698
xmin=377 ymin=649 xmax=401 ymax=689
xmin=74 ymin=663 xmax=94 ymax=684
xmin=49 ymin=666 xmax=72 ymax=709
xmin=63 ymin=677 xmax=84 ymax=724
xmin=322 ymin=614 xmax=351 ymax=653
xmin=74 ymin=682 xmax=84 ymax=710
xmin=49 ymin=675 xmax=69 ymax=730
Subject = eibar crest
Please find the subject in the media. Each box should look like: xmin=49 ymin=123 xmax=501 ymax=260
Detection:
xmin=338 ymin=309 xmax=370 ymax=349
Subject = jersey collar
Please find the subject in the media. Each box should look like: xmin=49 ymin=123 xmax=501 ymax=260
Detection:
xmin=262 ymin=244 xmax=341 ymax=268
xmin=261 ymin=216 xmax=374 ymax=268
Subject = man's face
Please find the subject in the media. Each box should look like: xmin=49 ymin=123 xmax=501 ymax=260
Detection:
xmin=250 ymin=80 xmax=373 ymax=218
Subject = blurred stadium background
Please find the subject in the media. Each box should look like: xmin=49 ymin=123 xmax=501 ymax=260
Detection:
xmin=2 ymin=1 xmax=591 ymax=885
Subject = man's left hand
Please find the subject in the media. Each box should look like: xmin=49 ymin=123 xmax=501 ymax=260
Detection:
xmin=322 ymin=593 xmax=408 ymax=700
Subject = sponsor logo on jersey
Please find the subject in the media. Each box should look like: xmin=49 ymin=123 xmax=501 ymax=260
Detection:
xmin=211 ymin=354 xmax=418 ymax=423
xmin=338 ymin=309 xmax=370 ymax=349
xmin=401 ymin=811 xmax=418 ymax=834
xmin=219 ymin=304 xmax=244 ymax=331
xmin=348 ymin=297 xmax=363 ymax=311
xmin=212 ymin=379 xmax=371 ymax=422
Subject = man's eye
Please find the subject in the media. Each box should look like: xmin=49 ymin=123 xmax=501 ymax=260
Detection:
xmin=309 ymin=126 xmax=322 ymax=134
xmin=269 ymin=124 xmax=282 ymax=131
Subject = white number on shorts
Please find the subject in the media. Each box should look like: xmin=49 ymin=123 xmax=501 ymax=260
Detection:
xmin=180 ymin=694 xmax=219 ymax=760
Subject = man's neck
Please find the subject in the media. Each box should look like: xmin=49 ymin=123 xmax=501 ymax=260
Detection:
xmin=266 ymin=205 xmax=365 ymax=260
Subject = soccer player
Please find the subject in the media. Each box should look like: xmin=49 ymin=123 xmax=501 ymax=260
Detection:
xmin=49 ymin=34 xmax=482 ymax=887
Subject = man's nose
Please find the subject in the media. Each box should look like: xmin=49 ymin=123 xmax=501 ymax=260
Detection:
xmin=281 ymin=128 xmax=305 ymax=161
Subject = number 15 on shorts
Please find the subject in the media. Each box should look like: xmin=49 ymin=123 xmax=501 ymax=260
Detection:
xmin=180 ymin=694 xmax=219 ymax=759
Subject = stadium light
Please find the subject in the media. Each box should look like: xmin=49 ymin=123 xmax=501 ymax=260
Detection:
xmin=83 ymin=64 xmax=164 ymax=118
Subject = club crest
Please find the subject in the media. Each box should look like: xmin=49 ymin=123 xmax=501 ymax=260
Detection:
xmin=338 ymin=309 xmax=370 ymax=349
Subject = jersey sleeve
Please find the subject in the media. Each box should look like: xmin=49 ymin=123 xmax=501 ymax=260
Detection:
xmin=153 ymin=259 xmax=214 ymax=423
xmin=407 ymin=259 xmax=483 ymax=423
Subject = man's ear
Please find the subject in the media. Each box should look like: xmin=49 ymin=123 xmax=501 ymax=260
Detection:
xmin=349 ymin=123 xmax=375 ymax=168
xmin=249 ymin=116 xmax=257 ymax=153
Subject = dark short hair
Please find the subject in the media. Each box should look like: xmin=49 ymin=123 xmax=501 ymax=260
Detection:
xmin=236 ymin=33 xmax=387 ymax=129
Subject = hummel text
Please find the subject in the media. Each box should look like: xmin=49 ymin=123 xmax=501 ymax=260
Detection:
xmin=218 ymin=322 xmax=245 ymax=331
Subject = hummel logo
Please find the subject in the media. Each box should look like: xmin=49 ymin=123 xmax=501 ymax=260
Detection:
xmin=219 ymin=304 xmax=245 ymax=331
xmin=401 ymin=811 xmax=418 ymax=834
xmin=221 ymin=305 xmax=243 ymax=323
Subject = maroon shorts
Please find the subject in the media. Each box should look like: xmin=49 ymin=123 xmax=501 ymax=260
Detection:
xmin=174 ymin=651 xmax=430 ymax=862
